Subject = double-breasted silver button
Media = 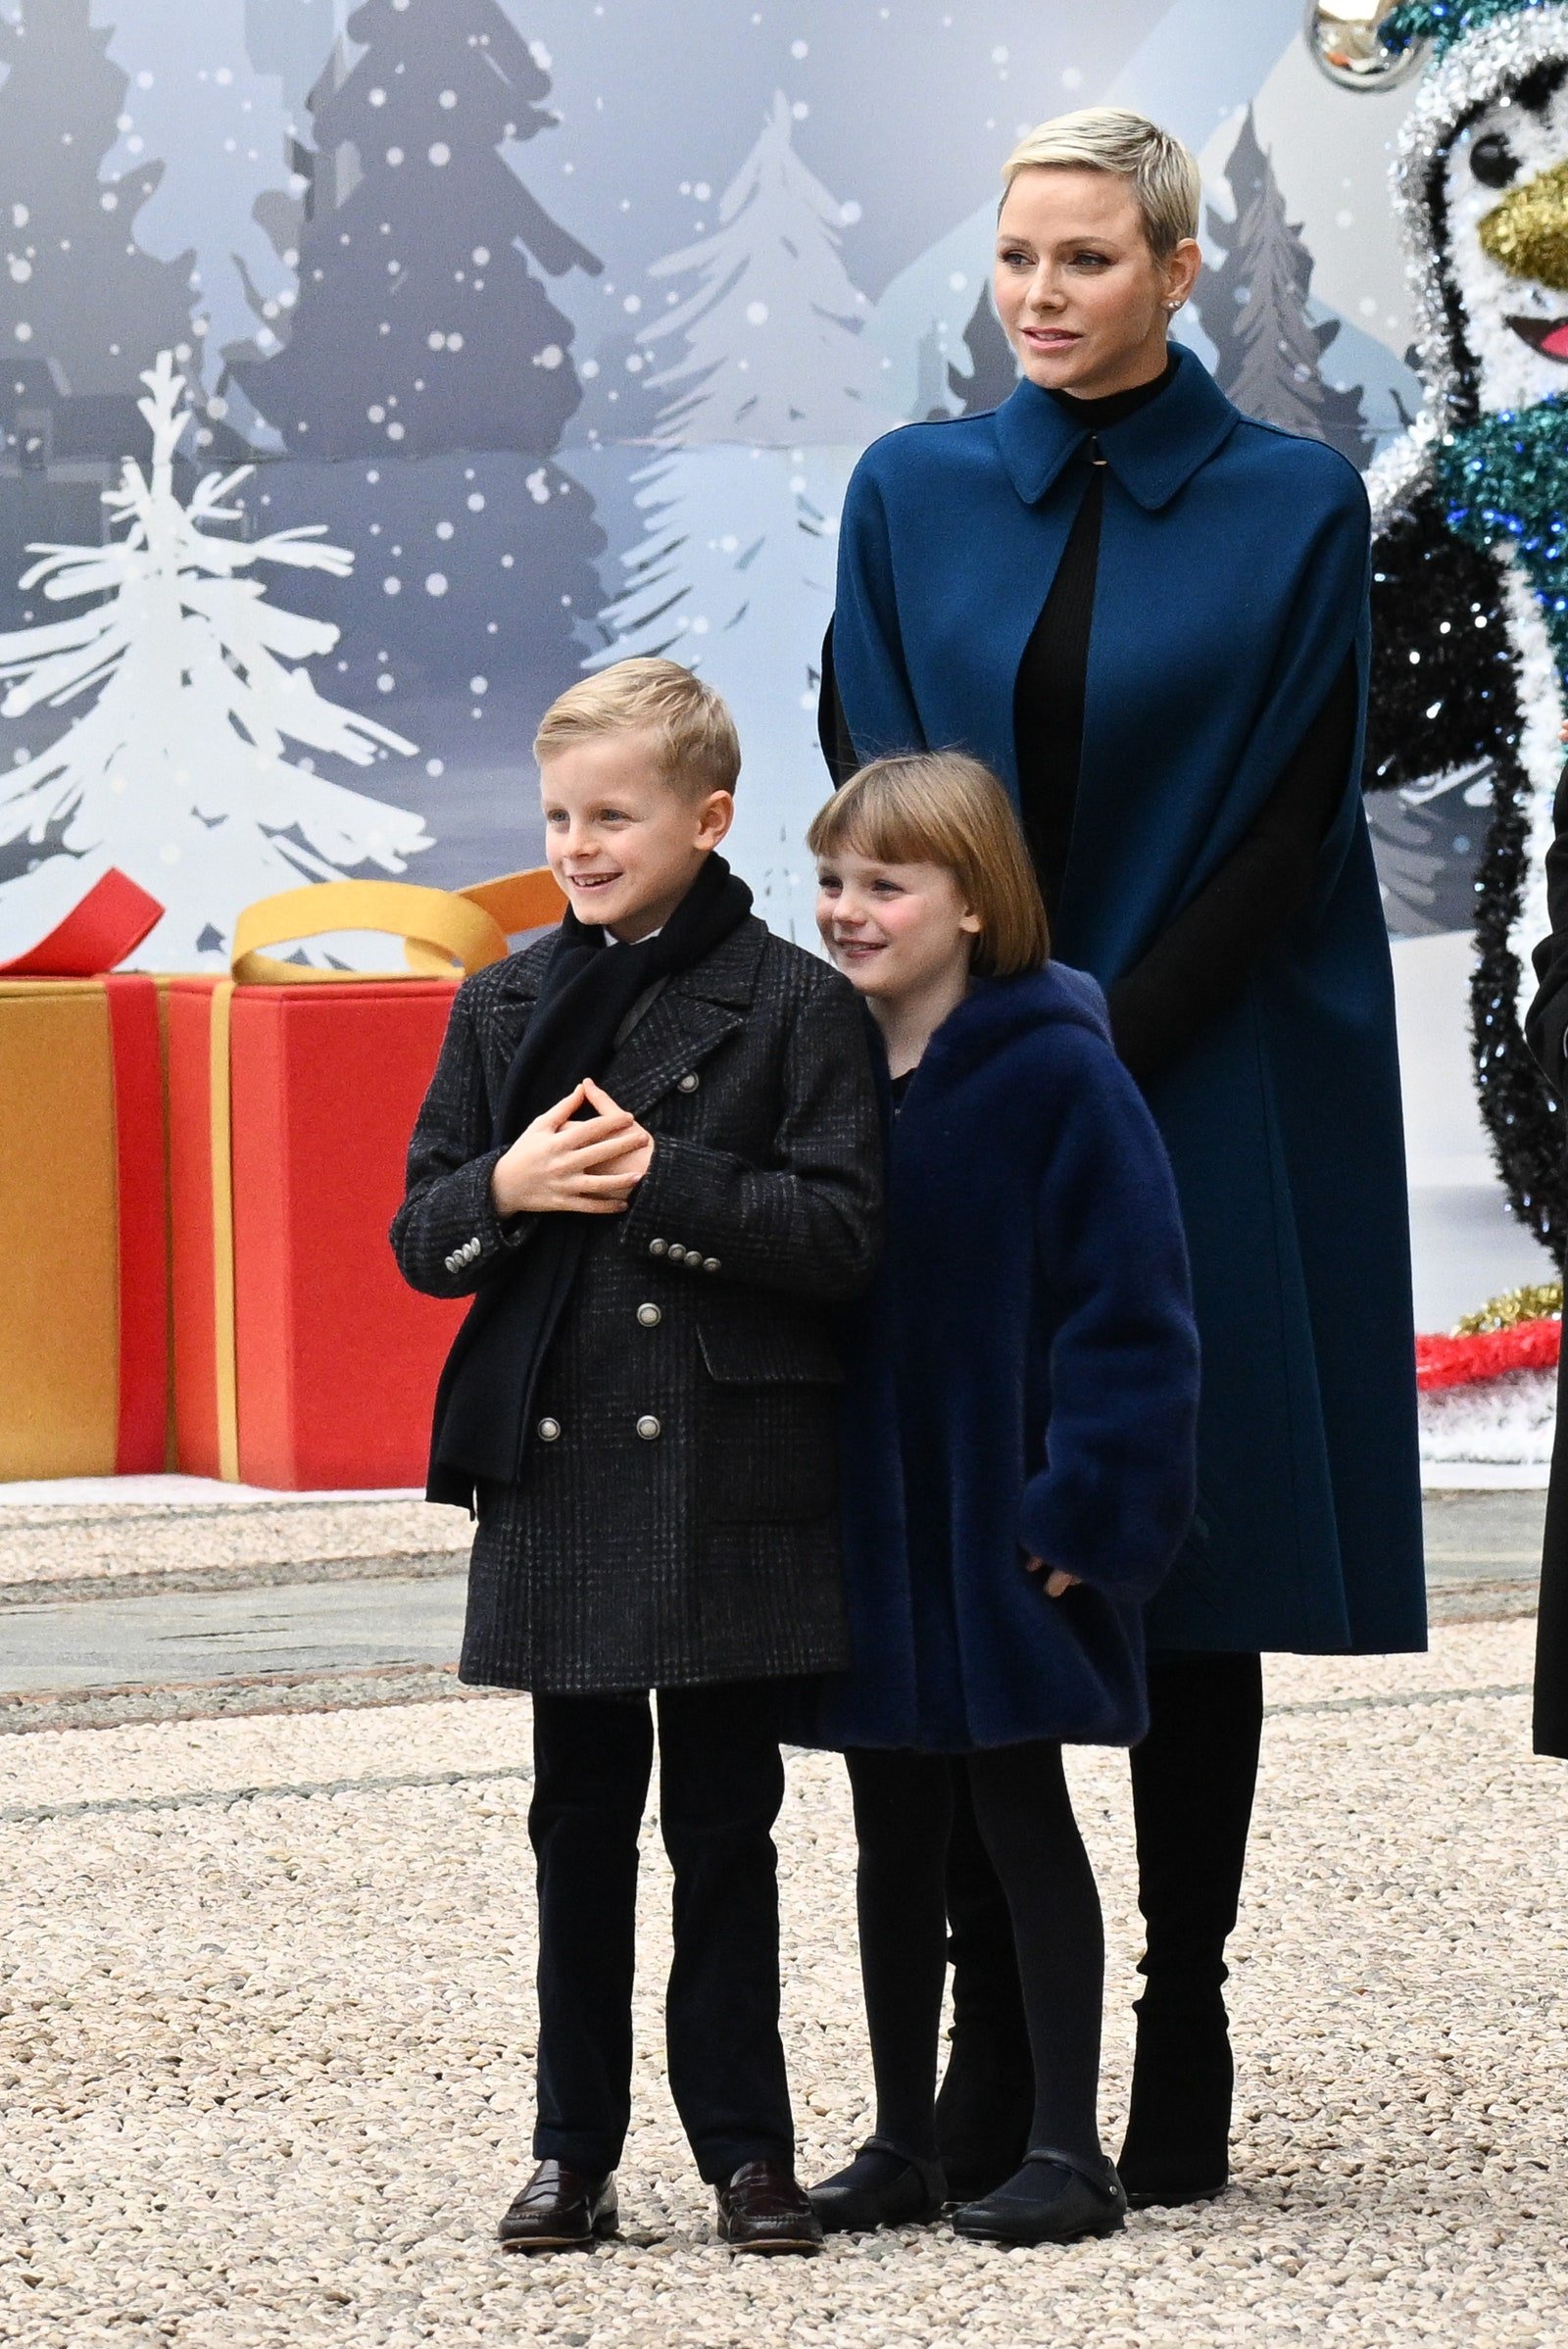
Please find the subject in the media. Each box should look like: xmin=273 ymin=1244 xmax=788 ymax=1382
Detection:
xmin=635 ymin=1414 xmax=662 ymax=1441
xmin=677 ymin=1072 xmax=700 ymax=1093
xmin=684 ymin=1252 xmax=703 ymax=1272
xmin=704 ymin=1258 xmax=721 ymax=1274
xmin=637 ymin=1302 xmax=662 ymax=1328
xmin=443 ymin=1235 xmax=482 ymax=1273
xmin=649 ymin=1238 xmax=667 ymax=1256
xmin=536 ymin=1417 xmax=562 ymax=1444
xmin=667 ymin=1244 xmax=687 ymax=1262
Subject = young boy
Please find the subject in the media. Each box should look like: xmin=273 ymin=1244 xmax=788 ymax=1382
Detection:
xmin=392 ymin=659 xmax=881 ymax=2255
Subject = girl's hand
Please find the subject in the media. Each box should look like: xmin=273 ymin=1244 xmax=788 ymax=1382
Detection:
xmin=1025 ymin=1556 xmax=1082 ymax=1598
xmin=491 ymin=1082 xmax=655 ymax=1216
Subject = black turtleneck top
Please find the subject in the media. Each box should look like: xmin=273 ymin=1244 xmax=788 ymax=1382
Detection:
xmin=818 ymin=358 xmax=1355 ymax=1088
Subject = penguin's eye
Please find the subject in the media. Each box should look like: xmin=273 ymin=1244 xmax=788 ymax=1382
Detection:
xmin=1471 ymin=131 xmax=1519 ymax=189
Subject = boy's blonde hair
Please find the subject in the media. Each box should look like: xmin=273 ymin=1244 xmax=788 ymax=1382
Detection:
xmin=1002 ymin=107 xmax=1201 ymax=263
xmin=808 ymin=752 xmax=1050 ymax=979
xmin=534 ymin=658 xmax=741 ymax=800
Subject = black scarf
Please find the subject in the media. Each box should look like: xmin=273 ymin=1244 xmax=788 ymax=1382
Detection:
xmin=426 ymin=854 xmax=753 ymax=1503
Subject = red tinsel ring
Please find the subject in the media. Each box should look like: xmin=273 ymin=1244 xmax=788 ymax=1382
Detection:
xmin=1415 ymin=1317 xmax=1563 ymax=1393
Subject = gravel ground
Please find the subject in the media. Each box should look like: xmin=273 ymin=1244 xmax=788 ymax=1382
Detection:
xmin=0 ymin=1500 xmax=468 ymax=1604
xmin=2 ymin=1620 xmax=1565 ymax=2347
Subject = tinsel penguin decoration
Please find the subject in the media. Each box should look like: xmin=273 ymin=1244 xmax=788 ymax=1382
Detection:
xmin=1367 ymin=0 xmax=1568 ymax=1263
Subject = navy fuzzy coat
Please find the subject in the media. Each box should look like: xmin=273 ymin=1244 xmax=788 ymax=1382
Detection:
xmin=830 ymin=346 xmax=1426 ymax=1657
xmin=796 ymin=965 xmax=1200 ymax=1754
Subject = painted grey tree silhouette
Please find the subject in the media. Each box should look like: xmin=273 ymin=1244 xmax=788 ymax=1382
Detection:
xmin=226 ymin=0 xmax=608 ymax=775
xmin=947 ymin=289 xmax=1018 ymax=418
xmin=0 ymin=0 xmax=194 ymax=405
xmin=235 ymin=0 xmax=600 ymax=460
xmin=1198 ymin=109 xmax=1371 ymax=468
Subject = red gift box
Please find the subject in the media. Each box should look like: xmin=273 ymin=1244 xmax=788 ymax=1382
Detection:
xmin=166 ymin=870 xmax=564 ymax=1489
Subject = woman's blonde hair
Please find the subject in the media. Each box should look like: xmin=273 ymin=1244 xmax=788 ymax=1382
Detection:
xmin=534 ymin=657 xmax=741 ymax=800
xmin=1002 ymin=107 xmax=1201 ymax=264
xmin=808 ymin=752 xmax=1049 ymax=979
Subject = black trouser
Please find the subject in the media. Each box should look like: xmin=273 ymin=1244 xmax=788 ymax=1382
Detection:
xmin=528 ymin=1682 xmax=795 ymax=2184
xmin=850 ymin=1740 xmax=1106 ymax=2167
xmin=943 ymin=1655 xmax=1264 ymax=2101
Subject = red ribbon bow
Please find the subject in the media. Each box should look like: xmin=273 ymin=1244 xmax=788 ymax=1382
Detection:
xmin=0 ymin=867 xmax=165 ymax=978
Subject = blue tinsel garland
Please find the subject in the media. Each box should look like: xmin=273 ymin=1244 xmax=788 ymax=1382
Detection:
xmin=1436 ymin=397 xmax=1568 ymax=683
xmin=1384 ymin=0 xmax=1566 ymax=59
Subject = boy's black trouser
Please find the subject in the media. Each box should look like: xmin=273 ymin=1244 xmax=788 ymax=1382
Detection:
xmin=528 ymin=1681 xmax=796 ymax=2184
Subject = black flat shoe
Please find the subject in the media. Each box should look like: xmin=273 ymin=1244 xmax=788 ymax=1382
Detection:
xmin=951 ymin=2146 xmax=1128 ymax=2247
xmin=808 ymin=2137 xmax=947 ymax=2233
xmin=497 ymin=2159 xmax=618 ymax=2252
xmin=1116 ymin=1995 xmax=1233 ymax=2209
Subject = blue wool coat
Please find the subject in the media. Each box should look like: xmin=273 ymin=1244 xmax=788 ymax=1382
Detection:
xmin=831 ymin=347 xmax=1426 ymax=1657
xmin=797 ymin=967 xmax=1200 ymax=1754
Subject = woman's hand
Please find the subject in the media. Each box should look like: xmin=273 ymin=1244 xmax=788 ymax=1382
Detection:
xmin=490 ymin=1081 xmax=655 ymax=1217
xmin=1025 ymin=1556 xmax=1082 ymax=1598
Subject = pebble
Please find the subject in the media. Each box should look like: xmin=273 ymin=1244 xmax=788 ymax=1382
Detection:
xmin=0 ymin=1621 xmax=1565 ymax=2343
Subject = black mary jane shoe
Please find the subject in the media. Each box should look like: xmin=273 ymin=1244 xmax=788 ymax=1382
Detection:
xmin=951 ymin=2145 xmax=1128 ymax=2248
xmin=497 ymin=2159 xmax=618 ymax=2252
xmin=808 ymin=2137 xmax=948 ymax=2233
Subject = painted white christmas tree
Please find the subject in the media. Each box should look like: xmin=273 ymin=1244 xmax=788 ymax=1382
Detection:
xmin=0 ymin=352 xmax=428 ymax=967
xmin=596 ymin=95 xmax=896 ymax=939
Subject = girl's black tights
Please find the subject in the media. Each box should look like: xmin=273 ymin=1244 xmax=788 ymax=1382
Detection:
xmin=845 ymin=1741 xmax=1105 ymax=2166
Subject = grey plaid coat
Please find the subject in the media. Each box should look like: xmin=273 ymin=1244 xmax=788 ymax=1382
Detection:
xmin=391 ymin=913 xmax=883 ymax=1694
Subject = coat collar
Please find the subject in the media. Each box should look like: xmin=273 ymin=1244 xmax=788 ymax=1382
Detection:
xmin=991 ymin=343 xmax=1240 ymax=514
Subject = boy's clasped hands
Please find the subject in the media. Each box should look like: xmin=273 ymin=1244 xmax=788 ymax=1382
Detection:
xmin=490 ymin=1077 xmax=655 ymax=1217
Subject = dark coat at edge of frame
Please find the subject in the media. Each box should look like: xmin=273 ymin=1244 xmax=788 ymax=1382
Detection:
xmin=1522 ymin=760 xmax=1568 ymax=1760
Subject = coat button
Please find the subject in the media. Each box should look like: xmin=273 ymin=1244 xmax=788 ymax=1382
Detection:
xmin=704 ymin=1258 xmax=720 ymax=1274
xmin=536 ymin=1417 xmax=562 ymax=1443
xmin=649 ymin=1238 xmax=667 ymax=1255
xmin=637 ymin=1302 xmax=662 ymax=1328
xmin=677 ymin=1072 xmax=700 ymax=1092
xmin=667 ymin=1244 xmax=687 ymax=1261
xmin=684 ymin=1252 xmax=703 ymax=1271
xmin=636 ymin=1414 xmax=662 ymax=1441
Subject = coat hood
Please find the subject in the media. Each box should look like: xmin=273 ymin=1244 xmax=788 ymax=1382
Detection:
xmin=919 ymin=962 xmax=1111 ymax=1081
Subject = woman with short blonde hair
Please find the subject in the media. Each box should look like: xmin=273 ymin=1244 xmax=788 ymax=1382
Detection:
xmin=820 ymin=102 xmax=1424 ymax=2218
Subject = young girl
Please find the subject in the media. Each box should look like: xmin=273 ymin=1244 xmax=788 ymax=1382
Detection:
xmin=798 ymin=752 xmax=1200 ymax=2248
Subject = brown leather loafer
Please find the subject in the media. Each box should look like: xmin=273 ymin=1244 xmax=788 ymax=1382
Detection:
xmin=714 ymin=2158 xmax=824 ymax=2254
xmin=497 ymin=2159 xmax=618 ymax=2252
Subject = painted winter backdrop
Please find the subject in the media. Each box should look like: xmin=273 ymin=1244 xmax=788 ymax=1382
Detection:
xmin=0 ymin=0 xmax=1441 ymax=965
